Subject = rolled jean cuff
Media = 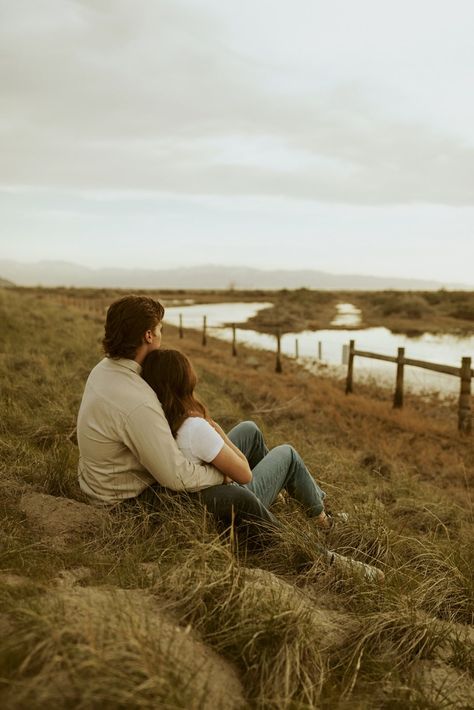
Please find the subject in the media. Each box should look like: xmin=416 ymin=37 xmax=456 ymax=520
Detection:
xmin=307 ymin=499 xmax=325 ymax=518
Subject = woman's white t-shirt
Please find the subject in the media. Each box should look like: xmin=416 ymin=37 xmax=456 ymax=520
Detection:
xmin=176 ymin=417 xmax=225 ymax=472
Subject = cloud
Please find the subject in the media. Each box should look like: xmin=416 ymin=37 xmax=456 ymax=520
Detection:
xmin=0 ymin=0 xmax=473 ymax=204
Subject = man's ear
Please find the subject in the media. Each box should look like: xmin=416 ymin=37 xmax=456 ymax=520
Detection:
xmin=144 ymin=330 xmax=153 ymax=344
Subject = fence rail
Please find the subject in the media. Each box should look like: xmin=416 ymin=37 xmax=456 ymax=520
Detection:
xmin=345 ymin=339 xmax=472 ymax=434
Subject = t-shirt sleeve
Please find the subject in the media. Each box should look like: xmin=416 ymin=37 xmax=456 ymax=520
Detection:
xmin=188 ymin=418 xmax=225 ymax=463
xmin=124 ymin=404 xmax=224 ymax=490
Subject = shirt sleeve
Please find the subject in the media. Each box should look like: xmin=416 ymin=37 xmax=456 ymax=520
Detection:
xmin=187 ymin=418 xmax=225 ymax=463
xmin=123 ymin=402 xmax=224 ymax=490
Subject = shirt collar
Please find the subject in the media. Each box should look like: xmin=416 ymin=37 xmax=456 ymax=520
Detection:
xmin=109 ymin=357 xmax=143 ymax=375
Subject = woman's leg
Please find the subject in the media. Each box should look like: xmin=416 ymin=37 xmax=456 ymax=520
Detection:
xmin=227 ymin=421 xmax=326 ymax=518
xmin=245 ymin=444 xmax=326 ymax=518
xmin=227 ymin=421 xmax=269 ymax=469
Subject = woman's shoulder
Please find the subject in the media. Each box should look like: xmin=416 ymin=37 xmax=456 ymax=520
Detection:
xmin=177 ymin=416 xmax=214 ymax=437
xmin=176 ymin=416 xmax=224 ymax=463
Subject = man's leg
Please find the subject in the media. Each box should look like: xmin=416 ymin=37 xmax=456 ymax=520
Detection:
xmin=122 ymin=480 xmax=280 ymax=535
xmin=245 ymin=444 xmax=326 ymax=518
xmin=227 ymin=421 xmax=269 ymax=469
xmin=197 ymin=482 xmax=279 ymax=528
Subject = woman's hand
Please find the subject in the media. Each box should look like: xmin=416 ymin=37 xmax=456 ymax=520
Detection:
xmin=208 ymin=419 xmax=226 ymax=438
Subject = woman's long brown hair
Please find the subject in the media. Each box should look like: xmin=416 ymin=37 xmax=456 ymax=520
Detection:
xmin=141 ymin=349 xmax=209 ymax=437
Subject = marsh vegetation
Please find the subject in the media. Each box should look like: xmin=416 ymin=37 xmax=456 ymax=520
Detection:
xmin=11 ymin=285 xmax=474 ymax=336
xmin=0 ymin=288 xmax=473 ymax=708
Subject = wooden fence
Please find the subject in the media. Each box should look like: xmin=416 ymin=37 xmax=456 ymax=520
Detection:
xmin=181 ymin=317 xmax=473 ymax=435
xmin=41 ymin=294 xmax=473 ymax=434
xmin=173 ymin=316 xmax=473 ymax=434
xmin=345 ymin=339 xmax=472 ymax=434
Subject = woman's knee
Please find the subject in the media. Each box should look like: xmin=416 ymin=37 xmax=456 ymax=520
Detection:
xmin=271 ymin=443 xmax=296 ymax=463
xmin=227 ymin=420 xmax=261 ymax=442
xmin=239 ymin=420 xmax=262 ymax=438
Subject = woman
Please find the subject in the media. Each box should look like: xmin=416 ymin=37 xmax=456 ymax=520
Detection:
xmin=141 ymin=348 xmax=334 ymax=528
xmin=141 ymin=348 xmax=384 ymax=582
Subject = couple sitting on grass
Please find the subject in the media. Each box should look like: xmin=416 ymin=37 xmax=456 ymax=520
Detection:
xmin=77 ymin=295 xmax=384 ymax=583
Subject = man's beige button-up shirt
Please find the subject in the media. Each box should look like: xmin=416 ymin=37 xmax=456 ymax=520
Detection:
xmin=77 ymin=357 xmax=224 ymax=504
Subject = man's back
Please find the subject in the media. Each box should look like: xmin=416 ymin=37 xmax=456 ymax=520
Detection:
xmin=77 ymin=357 xmax=158 ymax=502
xmin=77 ymin=357 xmax=223 ymax=503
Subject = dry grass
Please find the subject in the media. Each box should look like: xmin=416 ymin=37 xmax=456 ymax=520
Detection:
xmin=1 ymin=585 xmax=242 ymax=710
xmin=0 ymin=287 xmax=473 ymax=708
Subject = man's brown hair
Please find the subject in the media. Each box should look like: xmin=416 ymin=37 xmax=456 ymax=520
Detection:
xmin=103 ymin=295 xmax=165 ymax=360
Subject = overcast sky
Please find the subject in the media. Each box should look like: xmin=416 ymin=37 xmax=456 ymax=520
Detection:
xmin=1 ymin=0 xmax=473 ymax=284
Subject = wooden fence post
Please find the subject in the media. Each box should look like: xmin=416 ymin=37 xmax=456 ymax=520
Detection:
xmin=458 ymin=357 xmax=472 ymax=434
xmin=342 ymin=344 xmax=348 ymax=365
xmin=345 ymin=340 xmax=355 ymax=394
xmin=393 ymin=347 xmax=405 ymax=409
xmin=179 ymin=314 xmax=184 ymax=339
xmin=275 ymin=330 xmax=282 ymax=373
xmin=318 ymin=341 xmax=322 ymax=360
xmin=295 ymin=338 xmax=299 ymax=359
xmin=232 ymin=323 xmax=237 ymax=356
xmin=202 ymin=316 xmax=207 ymax=346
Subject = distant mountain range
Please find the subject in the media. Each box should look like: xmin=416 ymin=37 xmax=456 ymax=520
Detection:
xmin=0 ymin=260 xmax=471 ymax=290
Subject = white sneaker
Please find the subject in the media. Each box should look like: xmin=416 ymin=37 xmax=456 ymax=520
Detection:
xmin=330 ymin=551 xmax=385 ymax=583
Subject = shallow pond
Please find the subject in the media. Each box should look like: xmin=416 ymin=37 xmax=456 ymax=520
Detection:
xmin=164 ymin=302 xmax=474 ymax=397
xmin=330 ymin=303 xmax=362 ymax=327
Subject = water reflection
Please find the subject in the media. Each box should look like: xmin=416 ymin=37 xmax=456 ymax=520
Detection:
xmin=165 ymin=301 xmax=272 ymax=327
xmin=330 ymin=303 xmax=362 ymax=327
xmin=164 ymin=302 xmax=473 ymax=397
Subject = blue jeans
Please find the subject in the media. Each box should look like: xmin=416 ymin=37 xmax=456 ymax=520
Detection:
xmin=197 ymin=421 xmax=326 ymax=528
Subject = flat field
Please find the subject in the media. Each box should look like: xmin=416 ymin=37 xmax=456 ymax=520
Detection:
xmin=0 ymin=288 xmax=473 ymax=709
xmin=11 ymin=285 xmax=474 ymax=335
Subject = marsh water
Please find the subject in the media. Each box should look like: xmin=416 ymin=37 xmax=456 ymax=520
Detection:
xmin=164 ymin=302 xmax=474 ymax=397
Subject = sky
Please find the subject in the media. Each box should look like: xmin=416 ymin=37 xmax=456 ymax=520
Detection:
xmin=1 ymin=0 xmax=473 ymax=284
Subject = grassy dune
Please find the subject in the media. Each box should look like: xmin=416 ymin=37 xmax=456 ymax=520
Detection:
xmin=0 ymin=288 xmax=473 ymax=709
